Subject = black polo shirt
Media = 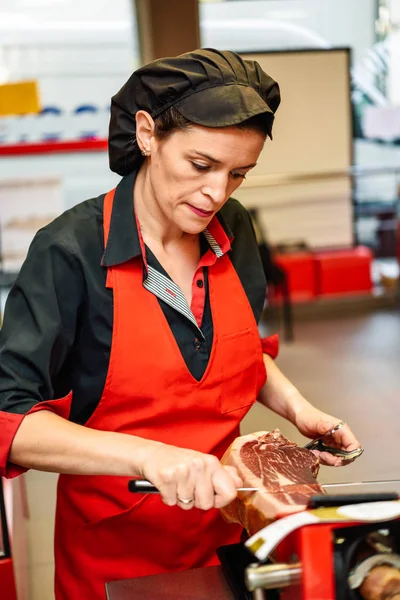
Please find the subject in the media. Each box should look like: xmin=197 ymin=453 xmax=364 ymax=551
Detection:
xmin=0 ymin=172 xmax=268 ymax=431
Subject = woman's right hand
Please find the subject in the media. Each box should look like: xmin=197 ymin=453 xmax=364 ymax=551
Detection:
xmin=139 ymin=442 xmax=242 ymax=511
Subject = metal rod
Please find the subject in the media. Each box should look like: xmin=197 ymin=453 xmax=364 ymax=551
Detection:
xmin=245 ymin=562 xmax=302 ymax=591
xmin=323 ymin=479 xmax=400 ymax=488
xmin=241 ymin=165 xmax=400 ymax=189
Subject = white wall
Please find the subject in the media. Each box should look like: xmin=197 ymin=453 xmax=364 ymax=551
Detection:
xmin=0 ymin=0 xmax=133 ymax=222
xmin=388 ymin=0 xmax=400 ymax=24
xmin=0 ymin=150 xmax=119 ymax=211
xmin=200 ymin=0 xmax=377 ymax=62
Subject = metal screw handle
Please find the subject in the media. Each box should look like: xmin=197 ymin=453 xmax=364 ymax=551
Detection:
xmin=245 ymin=562 xmax=302 ymax=591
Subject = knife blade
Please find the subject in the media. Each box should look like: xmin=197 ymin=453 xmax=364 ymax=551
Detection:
xmin=128 ymin=479 xmax=400 ymax=495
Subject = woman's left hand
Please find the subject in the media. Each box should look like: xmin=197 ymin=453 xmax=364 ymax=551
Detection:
xmin=293 ymin=404 xmax=361 ymax=466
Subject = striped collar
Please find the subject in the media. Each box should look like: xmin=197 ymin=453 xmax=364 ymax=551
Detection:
xmin=143 ymin=265 xmax=205 ymax=337
xmin=102 ymin=171 xmax=233 ymax=267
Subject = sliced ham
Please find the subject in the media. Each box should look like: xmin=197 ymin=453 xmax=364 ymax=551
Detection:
xmin=360 ymin=566 xmax=400 ymax=600
xmin=221 ymin=429 xmax=324 ymax=535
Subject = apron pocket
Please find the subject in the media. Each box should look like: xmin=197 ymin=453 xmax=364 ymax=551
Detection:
xmin=86 ymin=492 xmax=150 ymax=526
xmin=219 ymin=328 xmax=260 ymax=414
xmin=58 ymin=474 xmax=151 ymax=526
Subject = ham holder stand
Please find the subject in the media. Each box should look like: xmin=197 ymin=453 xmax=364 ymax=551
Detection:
xmin=129 ymin=479 xmax=400 ymax=600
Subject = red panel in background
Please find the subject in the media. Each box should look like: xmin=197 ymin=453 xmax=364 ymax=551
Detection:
xmin=273 ymin=252 xmax=317 ymax=302
xmin=0 ymin=138 xmax=108 ymax=156
xmin=314 ymin=246 xmax=373 ymax=296
xmin=276 ymin=521 xmax=364 ymax=600
xmin=0 ymin=558 xmax=18 ymax=600
xmin=273 ymin=247 xmax=374 ymax=303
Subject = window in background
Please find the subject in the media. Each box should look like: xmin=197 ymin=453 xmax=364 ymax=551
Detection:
xmin=199 ymin=0 xmax=376 ymax=60
xmin=199 ymin=0 xmax=400 ymax=163
xmin=199 ymin=0 xmax=400 ymax=268
xmin=0 ymin=0 xmax=139 ymax=144
xmin=198 ymin=0 xmax=377 ymax=159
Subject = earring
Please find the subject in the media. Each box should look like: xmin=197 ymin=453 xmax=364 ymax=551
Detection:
xmin=141 ymin=149 xmax=150 ymax=157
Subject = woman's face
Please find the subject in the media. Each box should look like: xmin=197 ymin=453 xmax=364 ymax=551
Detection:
xmin=146 ymin=124 xmax=265 ymax=235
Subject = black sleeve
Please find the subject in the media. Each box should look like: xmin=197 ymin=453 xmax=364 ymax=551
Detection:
xmin=0 ymin=228 xmax=84 ymax=415
xmin=221 ymin=199 xmax=267 ymax=323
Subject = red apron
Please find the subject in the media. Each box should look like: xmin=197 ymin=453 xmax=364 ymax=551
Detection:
xmin=53 ymin=188 xmax=267 ymax=599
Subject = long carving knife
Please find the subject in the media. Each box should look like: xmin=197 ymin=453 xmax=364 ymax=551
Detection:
xmin=128 ymin=479 xmax=400 ymax=495
xmin=128 ymin=480 xmax=258 ymax=493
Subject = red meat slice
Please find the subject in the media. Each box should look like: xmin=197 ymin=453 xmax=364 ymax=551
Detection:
xmin=221 ymin=430 xmax=324 ymax=535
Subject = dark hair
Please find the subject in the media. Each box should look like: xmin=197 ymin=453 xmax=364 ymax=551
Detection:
xmin=154 ymin=105 xmax=271 ymax=140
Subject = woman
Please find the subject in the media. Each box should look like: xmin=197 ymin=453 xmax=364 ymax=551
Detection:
xmin=0 ymin=49 xmax=360 ymax=598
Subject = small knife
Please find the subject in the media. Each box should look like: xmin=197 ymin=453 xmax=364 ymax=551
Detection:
xmin=305 ymin=441 xmax=364 ymax=461
xmin=303 ymin=421 xmax=364 ymax=461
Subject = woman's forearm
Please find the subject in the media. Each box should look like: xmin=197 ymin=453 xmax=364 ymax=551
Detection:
xmin=257 ymin=354 xmax=311 ymax=422
xmin=9 ymin=410 xmax=160 ymax=476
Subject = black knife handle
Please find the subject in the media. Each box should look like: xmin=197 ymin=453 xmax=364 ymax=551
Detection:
xmin=128 ymin=480 xmax=159 ymax=494
xmin=308 ymin=492 xmax=398 ymax=509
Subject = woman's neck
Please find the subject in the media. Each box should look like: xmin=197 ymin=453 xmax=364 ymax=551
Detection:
xmin=134 ymin=164 xmax=194 ymax=250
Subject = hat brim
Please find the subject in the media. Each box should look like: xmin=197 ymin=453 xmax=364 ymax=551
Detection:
xmin=174 ymin=84 xmax=274 ymax=137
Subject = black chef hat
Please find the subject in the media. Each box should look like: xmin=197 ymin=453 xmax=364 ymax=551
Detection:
xmin=108 ymin=48 xmax=281 ymax=176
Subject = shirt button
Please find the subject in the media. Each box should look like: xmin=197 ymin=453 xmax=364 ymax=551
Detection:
xmin=194 ymin=338 xmax=201 ymax=350
xmin=196 ymin=279 xmax=204 ymax=288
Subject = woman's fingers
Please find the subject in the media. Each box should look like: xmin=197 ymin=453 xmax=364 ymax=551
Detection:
xmin=191 ymin=458 xmax=217 ymax=511
xmin=310 ymin=419 xmax=360 ymax=450
xmin=193 ymin=457 xmax=240 ymax=510
xmin=175 ymin=463 xmax=196 ymax=511
xmin=311 ymin=449 xmax=340 ymax=466
xmin=334 ymin=425 xmax=361 ymax=452
xmin=314 ymin=421 xmax=362 ymax=456
xmin=211 ymin=466 xmax=240 ymax=509
xmin=223 ymin=465 xmax=243 ymax=488
xmin=142 ymin=444 xmax=242 ymax=511
xmin=157 ymin=467 xmax=179 ymax=506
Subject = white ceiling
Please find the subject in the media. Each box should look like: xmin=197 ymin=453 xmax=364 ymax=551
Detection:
xmin=0 ymin=0 xmax=136 ymax=44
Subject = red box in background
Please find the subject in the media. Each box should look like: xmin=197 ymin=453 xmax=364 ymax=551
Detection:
xmin=273 ymin=252 xmax=316 ymax=302
xmin=0 ymin=558 xmax=17 ymax=600
xmin=314 ymin=246 xmax=373 ymax=296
